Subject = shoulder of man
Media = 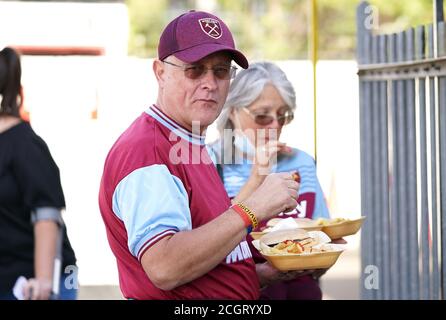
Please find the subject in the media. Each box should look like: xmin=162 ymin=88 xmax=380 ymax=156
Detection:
xmin=103 ymin=113 xmax=178 ymax=184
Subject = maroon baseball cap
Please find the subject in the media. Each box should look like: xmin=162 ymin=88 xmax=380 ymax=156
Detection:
xmin=158 ymin=10 xmax=249 ymax=69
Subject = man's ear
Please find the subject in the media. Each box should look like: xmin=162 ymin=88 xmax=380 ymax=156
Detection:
xmin=153 ymin=59 xmax=165 ymax=88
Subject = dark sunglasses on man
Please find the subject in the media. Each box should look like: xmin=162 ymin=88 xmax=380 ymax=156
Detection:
xmin=163 ymin=60 xmax=238 ymax=80
xmin=241 ymin=107 xmax=294 ymax=126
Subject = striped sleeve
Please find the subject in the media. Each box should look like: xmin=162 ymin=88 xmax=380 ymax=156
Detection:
xmin=112 ymin=164 xmax=192 ymax=260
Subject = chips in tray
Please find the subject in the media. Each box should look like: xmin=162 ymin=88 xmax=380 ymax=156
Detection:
xmin=252 ymin=229 xmax=345 ymax=271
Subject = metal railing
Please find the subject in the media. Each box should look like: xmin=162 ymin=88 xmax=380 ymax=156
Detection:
xmin=357 ymin=0 xmax=446 ymax=299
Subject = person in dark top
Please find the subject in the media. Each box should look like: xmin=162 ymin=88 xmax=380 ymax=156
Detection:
xmin=0 ymin=47 xmax=77 ymax=300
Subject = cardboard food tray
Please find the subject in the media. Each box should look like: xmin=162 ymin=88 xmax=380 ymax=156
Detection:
xmin=321 ymin=216 xmax=366 ymax=239
xmin=262 ymin=250 xmax=344 ymax=271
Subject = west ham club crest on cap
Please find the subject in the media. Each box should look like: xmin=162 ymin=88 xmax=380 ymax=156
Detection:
xmin=198 ymin=18 xmax=222 ymax=39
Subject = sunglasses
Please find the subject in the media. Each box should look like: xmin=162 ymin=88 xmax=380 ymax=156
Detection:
xmin=241 ymin=107 xmax=294 ymax=126
xmin=163 ymin=60 xmax=237 ymax=80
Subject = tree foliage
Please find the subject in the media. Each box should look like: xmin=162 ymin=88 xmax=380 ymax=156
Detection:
xmin=126 ymin=0 xmax=436 ymax=59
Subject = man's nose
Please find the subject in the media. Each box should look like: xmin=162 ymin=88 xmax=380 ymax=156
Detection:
xmin=200 ymin=69 xmax=218 ymax=90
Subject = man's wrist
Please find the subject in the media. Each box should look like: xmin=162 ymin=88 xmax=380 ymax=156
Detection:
xmin=232 ymin=203 xmax=258 ymax=231
xmin=242 ymin=198 xmax=264 ymax=222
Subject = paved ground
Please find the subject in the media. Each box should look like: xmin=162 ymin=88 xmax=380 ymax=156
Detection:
xmin=320 ymin=247 xmax=361 ymax=300
xmin=78 ymin=285 xmax=123 ymax=300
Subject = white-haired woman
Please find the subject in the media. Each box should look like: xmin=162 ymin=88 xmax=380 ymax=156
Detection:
xmin=207 ymin=61 xmax=330 ymax=300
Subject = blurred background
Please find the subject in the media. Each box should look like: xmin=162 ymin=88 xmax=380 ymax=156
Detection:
xmin=0 ymin=0 xmax=435 ymax=299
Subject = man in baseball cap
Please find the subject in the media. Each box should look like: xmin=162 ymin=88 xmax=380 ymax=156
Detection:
xmin=98 ymin=10 xmax=301 ymax=300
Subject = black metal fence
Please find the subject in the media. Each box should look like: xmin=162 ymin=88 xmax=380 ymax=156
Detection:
xmin=357 ymin=0 xmax=446 ymax=299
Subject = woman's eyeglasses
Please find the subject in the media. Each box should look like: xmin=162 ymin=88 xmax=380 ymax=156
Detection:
xmin=241 ymin=107 xmax=294 ymax=126
xmin=163 ymin=60 xmax=237 ymax=80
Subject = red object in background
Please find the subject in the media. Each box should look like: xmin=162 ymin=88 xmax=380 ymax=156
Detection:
xmin=18 ymin=86 xmax=30 ymax=123
xmin=91 ymin=109 xmax=98 ymax=120
xmin=12 ymin=45 xmax=104 ymax=56
xmin=19 ymin=106 xmax=30 ymax=122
